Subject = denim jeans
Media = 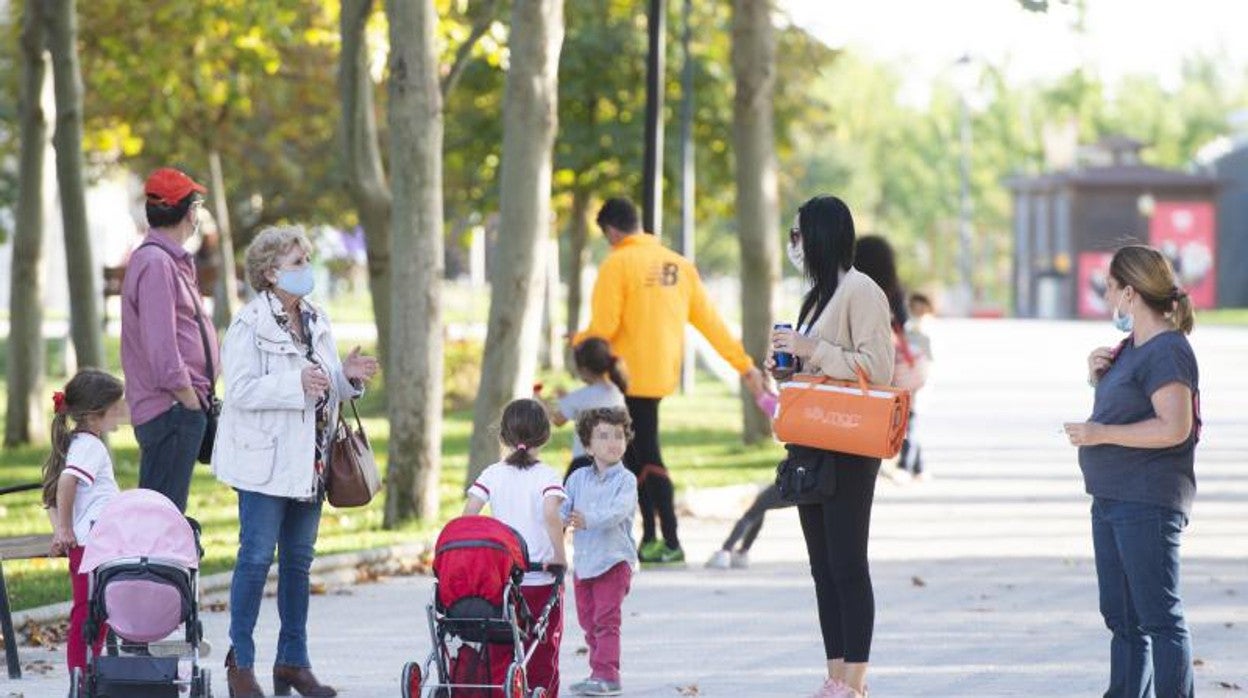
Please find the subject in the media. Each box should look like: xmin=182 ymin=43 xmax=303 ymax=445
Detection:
xmin=134 ymin=403 xmax=206 ymax=512
xmin=1091 ymin=497 xmax=1194 ymax=698
xmin=229 ymin=490 xmax=323 ymax=669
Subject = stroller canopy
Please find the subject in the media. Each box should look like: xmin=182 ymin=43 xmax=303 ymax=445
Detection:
xmin=80 ymin=489 xmax=199 ymax=573
xmin=433 ymin=515 xmax=529 ymax=609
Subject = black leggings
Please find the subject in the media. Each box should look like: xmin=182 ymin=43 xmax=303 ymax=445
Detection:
xmin=623 ymin=397 xmax=680 ymax=548
xmin=798 ymin=452 xmax=880 ymax=663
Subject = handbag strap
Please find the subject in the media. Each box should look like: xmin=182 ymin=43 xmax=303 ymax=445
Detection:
xmin=893 ymin=324 xmax=916 ymax=367
xmin=137 ymin=242 xmax=217 ymax=402
xmin=339 ymin=399 xmax=366 ymax=435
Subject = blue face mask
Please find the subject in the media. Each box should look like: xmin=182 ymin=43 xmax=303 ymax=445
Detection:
xmin=1112 ymin=297 xmax=1133 ymax=333
xmin=276 ymin=265 xmax=315 ymax=297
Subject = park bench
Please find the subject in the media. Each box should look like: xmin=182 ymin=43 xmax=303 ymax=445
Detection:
xmin=0 ymin=482 xmax=53 ymax=680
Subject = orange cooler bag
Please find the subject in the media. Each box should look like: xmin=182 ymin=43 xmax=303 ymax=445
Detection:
xmin=773 ymin=367 xmax=911 ymax=459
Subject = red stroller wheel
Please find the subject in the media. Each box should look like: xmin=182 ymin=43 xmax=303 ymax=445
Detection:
xmin=504 ymin=662 xmax=526 ymax=698
xmin=400 ymin=661 xmax=422 ymax=698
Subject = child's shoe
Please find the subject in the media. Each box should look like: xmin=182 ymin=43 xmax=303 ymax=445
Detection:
xmin=730 ymin=550 xmax=750 ymax=569
xmin=705 ymin=550 xmax=731 ymax=569
xmin=577 ymin=678 xmax=623 ymax=696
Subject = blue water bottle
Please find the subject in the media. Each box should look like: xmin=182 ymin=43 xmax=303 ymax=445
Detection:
xmin=773 ymin=323 xmax=795 ymax=379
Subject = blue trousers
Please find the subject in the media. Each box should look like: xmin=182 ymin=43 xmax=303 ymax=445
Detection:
xmin=229 ymin=490 xmax=323 ymax=669
xmin=1091 ymin=497 xmax=1194 ymax=698
xmin=134 ymin=403 xmax=205 ymax=512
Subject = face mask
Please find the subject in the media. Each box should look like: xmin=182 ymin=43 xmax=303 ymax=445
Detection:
xmin=786 ymin=240 xmax=805 ymax=273
xmin=1112 ymin=296 xmax=1133 ymax=333
xmin=276 ymin=265 xmax=315 ymax=297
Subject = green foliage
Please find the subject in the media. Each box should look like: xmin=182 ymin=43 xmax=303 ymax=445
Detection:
xmin=75 ymin=1 xmax=350 ymax=241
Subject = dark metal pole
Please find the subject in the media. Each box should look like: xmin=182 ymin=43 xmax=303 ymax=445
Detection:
xmin=642 ymin=0 xmax=666 ymax=237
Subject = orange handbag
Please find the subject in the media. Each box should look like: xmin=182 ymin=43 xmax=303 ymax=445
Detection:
xmin=773 ymin=366 xmax=911 ymax=459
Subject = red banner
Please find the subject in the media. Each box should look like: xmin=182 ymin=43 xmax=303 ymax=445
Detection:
xmin=1078 ymin=252 xmax=1115 ymax=318
xmin=1149 ymin=201 xmax=1217 ymax=309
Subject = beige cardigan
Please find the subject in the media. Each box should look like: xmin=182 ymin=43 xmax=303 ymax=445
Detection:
xmin=799 ymin=267 xmax=896 ymax=385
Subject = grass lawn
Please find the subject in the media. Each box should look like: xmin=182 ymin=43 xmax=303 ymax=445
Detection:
xmin=0 ymin=343 xmax=780 ymax=613
xmin=1199 ymin=307 xmax=1248 ymax=326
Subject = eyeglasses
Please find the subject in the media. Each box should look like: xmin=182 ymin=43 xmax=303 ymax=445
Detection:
xmin=789 ymin=226 xmax=801 ymax=246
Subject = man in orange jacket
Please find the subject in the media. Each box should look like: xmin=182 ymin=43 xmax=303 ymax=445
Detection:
xmin=574 ymin=198 xmax=766 ymax=564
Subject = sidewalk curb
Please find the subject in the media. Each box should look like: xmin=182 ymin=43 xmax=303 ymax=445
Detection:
xmin=9 ymin=541 xmax=432 ymax=631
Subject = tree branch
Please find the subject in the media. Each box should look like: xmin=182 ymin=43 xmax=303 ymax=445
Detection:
xmin=440 ymin=0 xmax=500 ymax=99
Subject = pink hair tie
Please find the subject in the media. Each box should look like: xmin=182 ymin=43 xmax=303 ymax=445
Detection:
xmin=516 ymin=443 xmax=528 ymax=451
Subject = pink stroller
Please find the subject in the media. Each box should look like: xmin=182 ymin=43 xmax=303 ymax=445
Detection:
xmin=74 ymin=489 xmax=209 ymax=697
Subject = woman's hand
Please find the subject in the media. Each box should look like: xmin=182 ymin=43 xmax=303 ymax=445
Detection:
xmin=1087 ymin=347 xmax=1114 ymax=383
xmin=301 ymin=366 xmax=331 ymax=398
xmin=772 ymin=326 xmax=817 ymax=360
xmin=567 ymin=510 xmax=587 ymax=530
xmin=1063 ymin=421 xmax=1106 ymax=447
xmin=343 ymin=346 xmax=380 ymax=383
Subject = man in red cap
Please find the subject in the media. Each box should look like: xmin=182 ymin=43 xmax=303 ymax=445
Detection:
xmin=121 ymin=167 xmax=219 ymax=512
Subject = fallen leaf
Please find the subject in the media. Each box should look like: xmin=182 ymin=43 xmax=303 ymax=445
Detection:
xmin=1225 ymin=622 xmax=1235 ymax=629
xmin=911 ymin=576 xmax=926 ymax=587
xmin=205 ymin=600 xmax=228 ymax=613
xmin=21 ymin=619 xmax=67 ymax=648
xmin=310 ymin=582 xmax=328 ymax=596
xmin=676 ymin=685 xmax=701 ymax=696
xmin=1215 ymin=681 xmax=1242 ymax=690
xmin=1194 ymin=658 xmax=1205 ymax=667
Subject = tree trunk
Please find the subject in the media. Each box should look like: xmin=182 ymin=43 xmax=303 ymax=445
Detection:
xmin=565 ymin=186 xmax=590 ymax=338
xmin=732 ymin=0 xmax=779 ymax=444
xmin=5 ymin=0 xmax=48 ymax=447
xmin=207 ymin=148 xmax=240 ymax=330
xmin=539 ymin=235 xmax=563 ymax=371
xmin=340 ymin=0 xmax=394 ymax=372
xmin=45 ymin=0 xmax=102 ymax=370
xmin=466 ymin=0 xmax=565 ymax=485
xmin=383 ymin=0 xmax=444 ymax=525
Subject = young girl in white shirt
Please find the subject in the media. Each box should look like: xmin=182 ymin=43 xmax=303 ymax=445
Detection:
xmin=41 ymin=369 xmax=127 ymax=673
xmin=465 ymin=398 xmax=568 ymax=697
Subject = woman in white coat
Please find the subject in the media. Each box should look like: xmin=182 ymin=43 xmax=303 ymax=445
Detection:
xmin=214 ymin=226 xmax=378 ymax=698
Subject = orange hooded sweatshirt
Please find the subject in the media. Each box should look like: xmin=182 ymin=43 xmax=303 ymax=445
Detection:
xmin=573 ymin=233 xmax=755 ymax=398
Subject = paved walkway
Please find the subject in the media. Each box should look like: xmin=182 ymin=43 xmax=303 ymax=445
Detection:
xmin=6 ymin=320 xmax=1247 ymax=696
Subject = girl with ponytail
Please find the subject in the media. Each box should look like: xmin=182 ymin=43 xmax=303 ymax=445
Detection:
xmin=40 ymin=368 xmax=126 ymax=673
xmin=541 ymin=337 xmax=629 ymax=480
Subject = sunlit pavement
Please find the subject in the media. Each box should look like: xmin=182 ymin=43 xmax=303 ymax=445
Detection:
xmin=9 ymin=319 xmax=1246 ymax=697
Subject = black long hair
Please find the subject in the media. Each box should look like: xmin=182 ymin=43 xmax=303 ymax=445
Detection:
xmin=796 ymin=195 xmax=857 ymax=329
xmin=854 ymin=234 xmax=908 ymax=327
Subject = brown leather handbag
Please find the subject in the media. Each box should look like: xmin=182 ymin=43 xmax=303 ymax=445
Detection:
xmin=327 ymin=400 xmax=382 ymax=507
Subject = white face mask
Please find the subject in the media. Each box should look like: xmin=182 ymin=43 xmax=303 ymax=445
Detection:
xmin=787 ymin=240 xmax=805 ymax=273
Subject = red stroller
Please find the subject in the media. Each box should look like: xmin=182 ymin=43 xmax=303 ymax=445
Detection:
xmin=401 ymin=515 xmax=563 ymax=698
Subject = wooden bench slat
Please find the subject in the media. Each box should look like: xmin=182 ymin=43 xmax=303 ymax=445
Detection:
xmin=0 ymin=534 xmax=54 ymax=561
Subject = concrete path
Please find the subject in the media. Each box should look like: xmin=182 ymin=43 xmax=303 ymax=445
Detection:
xmin=6 ymin=319 xmax=1247 ymax=697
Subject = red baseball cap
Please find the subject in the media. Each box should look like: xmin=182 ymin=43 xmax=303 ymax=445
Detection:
xmin=144 ymin=167 xmax=207 ymax=207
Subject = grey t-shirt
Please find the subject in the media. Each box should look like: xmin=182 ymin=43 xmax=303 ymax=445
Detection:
xmin=1078 ymin=330 xmax=1200 ymax=516
xmin=558 ymin=382 xmax=626 ymax=457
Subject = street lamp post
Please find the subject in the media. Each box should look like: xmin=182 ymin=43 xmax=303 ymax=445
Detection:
xmin=642 ymin=0 xmax=666 ymax=237
xmin=954 ymin=54 xmax=976 ymax=314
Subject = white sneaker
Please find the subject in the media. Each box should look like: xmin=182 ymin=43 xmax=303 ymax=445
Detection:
xmin=730 ymin=550 xmax=749 ymax=569
xmin=705 ymin=550 xmax=731 ymax=569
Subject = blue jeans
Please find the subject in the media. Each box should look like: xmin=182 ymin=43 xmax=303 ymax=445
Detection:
xmin=229 ymin=490 xmax=323 ymax=669
xmin=135 ymin=403 xmax=206 ymax=512
xmin=1091 ymin=498 xmax=1194 ymax=698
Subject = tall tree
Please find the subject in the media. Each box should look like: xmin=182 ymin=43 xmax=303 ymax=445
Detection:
xmin=45 ymin=0 xmax=102 ymax=369
xmin=467 ymin=0 xmax=565 ymax=483
xmin=731 ymin=0 xmax=779 ymax=443
xmin=384 ymin=0 xmax=446 ymax=524
xmin=340 ymin=0 xmax=394 ymax=369
xmin=5 ymin=0 xmax=48 ymax=446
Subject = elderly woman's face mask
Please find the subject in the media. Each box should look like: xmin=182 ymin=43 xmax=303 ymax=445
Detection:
xmin=787 ymin=218 xmax=804 ymax=273
xmin=272 ymin=248 xmax=315 ymax=297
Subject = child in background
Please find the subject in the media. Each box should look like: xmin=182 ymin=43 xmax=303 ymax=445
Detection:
xmin=465 ymin=398 xmax=568 ymax=697
xmin=900 ymin=292 xmax=936 ymax=479
xmin=41 ymin=369 xmax=127 ymax=673
xmin=543 ymin=338 xmax=627 ymax=481
xmin=562 ymin=407 xmax=637 ymax=697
